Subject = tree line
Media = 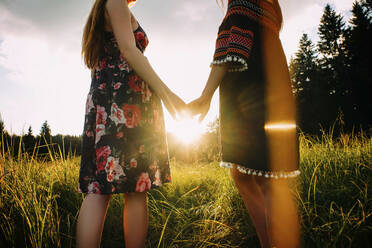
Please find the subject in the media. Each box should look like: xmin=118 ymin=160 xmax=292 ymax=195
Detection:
xmin=289 ymin=0 xmax=372 ymax=134
xmin=0 ymin=118 xmax=82 ymax=159
xmin=0 ymin=116 xmax=219 ymax=163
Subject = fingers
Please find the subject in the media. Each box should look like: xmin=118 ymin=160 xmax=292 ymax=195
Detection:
xmin=164 ymin=92 xmax=187 ymax=120
xmin=187 ymin=99 xmax=202 ymax=116
xmin=164 ymin=93 xmax=212 ymax=122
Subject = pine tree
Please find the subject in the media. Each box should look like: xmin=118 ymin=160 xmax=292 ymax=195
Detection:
xmin=317 ymin=4 xmax=348 ymax=130
xmin=318 ymin=4 xmax=346 ymax=60
xmin=290 ymin=34 xmax=322 ymax=133
xmin=40 ymin=121 xmax=52 ymax=143
xmin=345 ymin=0 xmax=372 ymax=130
xmin=26 ymin=126 xmax=33 ymax=137
xmin=363 ymin=0 xmax=372 ymax=13
xmin=24 ymin=125 xmax=35 ymax=152
xmin=291 ymin=34 xmax=318 ymax=96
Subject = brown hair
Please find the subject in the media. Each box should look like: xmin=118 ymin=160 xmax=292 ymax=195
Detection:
xmin=82 ymin=0 xmax=107 ymax=69
xmin=82 ymin=0 xmax=137 ymax=69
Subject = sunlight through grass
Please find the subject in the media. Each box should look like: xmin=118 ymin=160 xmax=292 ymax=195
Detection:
xmin=0 ymin=131 xmax=371 ymax=247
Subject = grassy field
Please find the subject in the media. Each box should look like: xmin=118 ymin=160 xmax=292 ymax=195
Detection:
xmin=0 ymin=132 xmax=371 ymax=248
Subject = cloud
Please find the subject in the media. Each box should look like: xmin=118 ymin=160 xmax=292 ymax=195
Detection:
xmin=173 ymin=2 xmax=217 ymax=22
xmin=0 ymin=6 xmax=40 ymax=38
xmin=0 ymin=0 xmax=91 ymax=33
xmin=0 ymin=33 xmax=89 ymax=135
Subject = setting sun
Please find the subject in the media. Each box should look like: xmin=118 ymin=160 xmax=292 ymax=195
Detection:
xmin=166 ymin=115 xmax=204 ymax=144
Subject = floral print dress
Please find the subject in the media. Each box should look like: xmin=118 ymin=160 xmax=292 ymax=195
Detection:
xmin=78 ymin=24 xmax=171 ymax=194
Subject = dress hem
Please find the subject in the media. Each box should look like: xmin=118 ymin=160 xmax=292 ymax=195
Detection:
xmin=77 ymin=181 xmax=171 ymax=195
xmin=220 ymin=161 xmax=300 ymax=179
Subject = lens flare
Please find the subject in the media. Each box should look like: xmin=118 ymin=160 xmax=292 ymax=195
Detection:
xmin=264 ymin=123 xmax=296 ymax=131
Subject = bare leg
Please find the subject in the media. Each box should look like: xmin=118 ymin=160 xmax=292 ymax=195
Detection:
xmin=76 ymin=194 xmax=112 ymax=248
xmin=123 ymin=192 xmax=148 ymax=248
xmin=231 ymin=166 xmax=271 ymax=248
xmin=264 ymin=179 xmax=300 ymax=248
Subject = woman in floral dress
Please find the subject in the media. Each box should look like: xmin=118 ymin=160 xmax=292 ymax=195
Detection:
xmin=76 ymin=0 xmax=185 ymax=247
xmin=188 ymin=0 xmax=300 ymax=247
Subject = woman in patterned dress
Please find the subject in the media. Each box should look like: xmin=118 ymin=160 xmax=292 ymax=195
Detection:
xmin=188 ymin=0 xmax=300 ymax=247
xmin=76 ymin=0 xmax=185 ymax=247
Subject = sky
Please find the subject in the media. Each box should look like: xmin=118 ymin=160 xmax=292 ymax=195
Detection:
xmin=0 ymin=0 xmax=354 ymax=136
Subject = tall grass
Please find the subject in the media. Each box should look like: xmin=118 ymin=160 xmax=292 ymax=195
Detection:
xmin=0 ymin=131 xmax=371 ymax=247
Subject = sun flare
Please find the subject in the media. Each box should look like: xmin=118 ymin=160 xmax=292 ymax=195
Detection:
xmin=167 ymin=116 xmax=204 ymax=144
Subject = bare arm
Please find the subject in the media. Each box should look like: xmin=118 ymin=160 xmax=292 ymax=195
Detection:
xmin=188 ymin=65 xmax=228 ymax=122
xmin=200 ymin=65 xmax=228 ymax=100
xmin=105 ymin=0 xmax=185 ymax=118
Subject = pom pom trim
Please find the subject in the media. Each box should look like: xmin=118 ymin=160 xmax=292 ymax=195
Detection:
xmin=220 ymin=161 xmax=301 ymax=179
xmin=211 ymin=55 xmax=248 ymax=72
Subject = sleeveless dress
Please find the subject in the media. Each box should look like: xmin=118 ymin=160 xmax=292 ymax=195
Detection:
xmin=78 ymin=23 xmax=171 ymax=194
xmin=212 ymin=0 xmax=300 ymax=179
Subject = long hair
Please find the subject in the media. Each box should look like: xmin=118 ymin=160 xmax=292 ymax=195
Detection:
xmin=82 ymin=0 xmax=107 ymax=69
xmin=82 ymin=0 xmax=137 ymax=69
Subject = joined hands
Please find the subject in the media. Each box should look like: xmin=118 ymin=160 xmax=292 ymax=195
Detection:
xmin=187 ymin=95 xmax=212 ymax=123
xmin=163 ymin=91 xmax=212 ymax=123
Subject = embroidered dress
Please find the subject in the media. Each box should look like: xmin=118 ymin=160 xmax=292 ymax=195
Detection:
xmin=78 ymin=23 xmax=171 ymax=194
xmin=213 ymin=0 xmax=300 ymax=179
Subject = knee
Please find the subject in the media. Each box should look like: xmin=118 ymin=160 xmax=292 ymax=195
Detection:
xmin=230 ymin=166 xmax=258 ymax=192
xmin=255 ymin=177 xmax=272 ymax=195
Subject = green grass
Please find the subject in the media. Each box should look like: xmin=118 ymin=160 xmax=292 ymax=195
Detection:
xmin=0 ymin=132 xmax=371 ymax=247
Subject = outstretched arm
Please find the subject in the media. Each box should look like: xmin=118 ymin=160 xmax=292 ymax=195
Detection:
xmin=106 ymin=0 xmax=185 ymax=118
xmin=188 ymin=65 xmax=228 ymax=122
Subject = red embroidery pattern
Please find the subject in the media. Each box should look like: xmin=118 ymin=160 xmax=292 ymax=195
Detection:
xmin=214 ymin=26 xmax=254 ymax=60
xmin=225 ymin=0 xmax=281 ymax=33
xmin=225 ymin=6 xmax=280 ymax=34
xmin=212 ymin=0 xmax=281 ymax=72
